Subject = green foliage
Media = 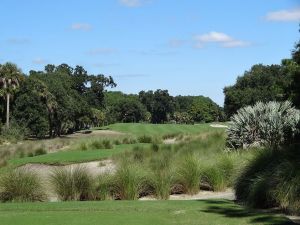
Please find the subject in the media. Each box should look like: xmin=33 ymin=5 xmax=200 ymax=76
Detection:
xmin=175 ymin=155 xmax=202 ymax=194
xmin=139 ymin=90 xmax=175 ymax=123
xmin=187 ymin=96 xmax=224 ymax=123
xmin=235 ymin=146 xmax=300 ymax=214
xmin=107 ymin=95 xmax=147 ymax=123
xmin=147 ymin=169 xmax=173 ymax=199
xmin=0 ymin=169 xmax=46 ymax=202
xmin=0 ymin=120 xmax=28 ymax=142
xmin=34 ymin=147 xmax=47 ymax=156
xmin=224 ymin=63 xmax=295 ymax=118
xmin=227 ymin=101 xmax=300 ymax=149
xmin=173 ymin=111 xmax=194 ymax=124
xmin=137 ymin=135 xmax=153 ymax=143
xmin=96 ymin=173 xmax=115 ymax=200
xmin=113 ymin=163 xmax=146 ymax=200
xmin=50 ymin=166 xmax=95 ymax=201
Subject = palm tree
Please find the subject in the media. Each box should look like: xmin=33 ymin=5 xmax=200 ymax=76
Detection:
xmin=0 ymin=63 xmax=22 ymax=128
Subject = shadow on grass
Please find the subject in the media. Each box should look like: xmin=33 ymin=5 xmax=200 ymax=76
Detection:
xmin=199 ymin=200 xmax=296 ymax=225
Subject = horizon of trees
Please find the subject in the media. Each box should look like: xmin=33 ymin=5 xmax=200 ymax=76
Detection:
xmin=0 ymin=63 xmax=224 ymax=139
xmin=224 ymin=30 xmax=300 ymax=118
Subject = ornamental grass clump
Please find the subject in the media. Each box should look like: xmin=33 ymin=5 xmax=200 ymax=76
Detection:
xmin=0 ymin=169 xmax=46 ymax=202
xmin=50 ymin=166 xmax=95 ymax=201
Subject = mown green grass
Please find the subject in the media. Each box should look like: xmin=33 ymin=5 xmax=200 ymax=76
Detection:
xmin=9 ymin=144 xmax=149 ymax=166
xmin=102 ymin=123 xmax=220 ymax=136
xmin=0 ymin=200 xmax=294 ymax=225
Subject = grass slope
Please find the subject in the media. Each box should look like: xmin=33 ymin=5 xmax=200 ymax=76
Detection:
xmin=0 ymin=200 xmax=294 ymax=225
xmin=103 ymin=123 xmax=219 ymax=136
xmin=9 ymin=144 xmax=148 ymax=166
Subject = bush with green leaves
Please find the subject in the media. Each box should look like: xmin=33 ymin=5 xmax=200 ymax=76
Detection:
xmin=0 ymin=169 xmax=46 ymax=202
xmin=227 ymin=101 xmax=300 ymax=149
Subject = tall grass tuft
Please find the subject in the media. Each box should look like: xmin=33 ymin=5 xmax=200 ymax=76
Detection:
xmin=138 ymin=135 xmax=152 ymax=143
xmin=201 ymin=166 xmax=227 ymax=192
xmin=175 ymin=155 xmax=202 ymax=194
xmin=113 ymin=163 xmax=145 ymax=200
xmin=97 ymin=173 xmax=115 ymax=200
xmin=148 ymin=170 xmax=172 ymax=199
xmin=0 ymin=169 xmax=46 ymax=202
xmin=50 ymin=166 xmax=95 ymax=201
xmin=235 ymin=145 xmax=300 ymax=214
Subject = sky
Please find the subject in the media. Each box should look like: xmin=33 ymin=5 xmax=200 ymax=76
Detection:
xmin=0 ymin=0 xmax=299 ymax=105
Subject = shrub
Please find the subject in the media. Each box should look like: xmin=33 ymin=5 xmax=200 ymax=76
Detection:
xmin=175 ymin=155 xmax=202 ymax=194
xmin=122 ymin=137 xmax=137 ymax=144
xmin=138 ymin=135 xmax=152 ymax=143
xmin=227 ymin=101 xmax=300 ymax=149
xmin=90 ymin=140 xmax=103 ymax=149
xmin=114 ymin=140 xmax=121 ymax=145
xmin=162 ymin=133 xmax=180 ymax=140
xmin=102 ymin=140 xmax=113 ymax=149
xmin=0 ymin=169 xmax=46 ymax=202
xmin=50 ymin=166 xmax=95 ymax=201
xmin=34 ymin=147 xmax=47 ymax=156
xmin=27 ymin=152 xmax=34 ymax=157
xmin=0 ymin=120 xmax=28 ymax=143
xmin=0 ymin=150 xmax=10 ymax=167
xmin=235 ymin=146 xmax=300 ymax=214
xmin=151 ymin=143 xmax=159 ymax=152
xmin=79 ymin=142 xmax=88 ymax=151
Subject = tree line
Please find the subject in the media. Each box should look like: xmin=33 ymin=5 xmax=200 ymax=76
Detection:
xmin=0 ymin=63 xmax=223 ymax=139
xmin=224 ymin=31 xmax=300 ymax=117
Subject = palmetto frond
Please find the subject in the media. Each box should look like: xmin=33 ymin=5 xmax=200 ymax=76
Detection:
xmin=227 ymin=101 xmax=300 ymax=149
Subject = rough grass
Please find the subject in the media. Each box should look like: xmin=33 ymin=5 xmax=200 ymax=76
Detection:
xmin=235 ymin=145 xmax=300 ymax=214
xmin=0 ymin=200 xmax=294 ymax=225
xmin=0 ymin=169 xmax=46 ymax=202
xmin=8 ymin=143 xmax=150 ymax=167
xmin=50 ymin=166 xmax=95 ymax=201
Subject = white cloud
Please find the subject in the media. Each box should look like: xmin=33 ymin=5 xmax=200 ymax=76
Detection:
xmin=32 ymin=58 xmax=47 ymax=65
xmin=195 ymin=32 xmax=232 ymax=43
xmin=88 ymin=48 xmax=117 ymax=55
xmin=266 ymin=8 xmax=300 ymax=22
xmin=71 ymin=23 xmax=92 ymax=31
xmin=119 ymin=0 xmax=141 ymax=7
xmin=194 ymin=31 xmax=250 ymax=48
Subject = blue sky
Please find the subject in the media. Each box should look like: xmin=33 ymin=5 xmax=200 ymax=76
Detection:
xmin=0 ymin=0 xmax=299 ymax=105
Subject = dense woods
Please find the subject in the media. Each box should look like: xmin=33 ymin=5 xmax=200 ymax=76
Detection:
xmin=224 ymin=58 xmax=299 ymax=118
xmin=0 ymin=63 xmax=224 ymax=140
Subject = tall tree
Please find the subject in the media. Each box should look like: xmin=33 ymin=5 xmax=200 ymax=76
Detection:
xmin=0 ymin=63 xmax=23 ymax=128
xmin=291 ymin=33 xmax=300 ymax=108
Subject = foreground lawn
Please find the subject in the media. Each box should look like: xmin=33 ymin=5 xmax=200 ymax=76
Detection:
xmin=103 ymin=123 xmax=220 ymax=136
xmin=9 ymin=144 xmax=148 ymax=166
xmin=0 ymin=200 xmax=294 ymax=225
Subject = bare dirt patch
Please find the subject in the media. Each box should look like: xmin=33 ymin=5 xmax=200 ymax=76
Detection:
xmin=139 ymin=189 xmax=235 ymax=201
xmin=19 ymin=159 xmax=116 ymax=178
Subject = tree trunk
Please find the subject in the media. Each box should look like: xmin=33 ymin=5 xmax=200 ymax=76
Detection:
xmin=6 ymin=93 xmax=10 ymax=128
